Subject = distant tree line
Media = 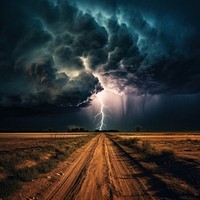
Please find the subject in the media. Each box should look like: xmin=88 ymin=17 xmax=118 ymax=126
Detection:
xmin=135 ymin=125 xmax=142 ymax=132
xmin=67 ymin=125 xmax=88 ymax=132
xmin=95 ymin=129 xmax=119 ymax=132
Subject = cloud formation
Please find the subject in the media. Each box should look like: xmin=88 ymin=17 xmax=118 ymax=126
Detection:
xmin=0 ymin=0 xmax=200 ymax=113
xmin=88 ymin=0 xmax=200 ymax=95
xmin=0 ymin=0 xmax=105 ymax=109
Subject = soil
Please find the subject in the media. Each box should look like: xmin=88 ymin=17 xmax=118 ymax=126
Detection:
xmin=5 ymin=134 xmax=153 ymax=200
xmin=44 ymin=134 xmax=152 ymax=200
xmin=3 ymin=132 xmax=199 ymax=200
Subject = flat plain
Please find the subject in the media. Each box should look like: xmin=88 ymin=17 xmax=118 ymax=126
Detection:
xmin=0 ymin=132 xmax=199 ymax=200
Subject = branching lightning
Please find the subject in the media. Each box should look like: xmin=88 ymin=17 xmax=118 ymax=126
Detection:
xmin=81 ymin=56 xmax=113 ymax=130
xmin=94 ymin=92 xmax=111 ymax=131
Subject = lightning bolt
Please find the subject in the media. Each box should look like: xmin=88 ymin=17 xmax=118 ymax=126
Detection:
xmin=94 ymin=92 xmax=111 ymax=131
xmin=80 ymin=57 xmax=114 ymax=130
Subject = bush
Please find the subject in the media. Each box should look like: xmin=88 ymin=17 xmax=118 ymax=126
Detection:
xmin=161 ymin=149 xmax=175 ymax=158
xmin=141 ymin=140 xmax=154 ymax=154
xmin=118 ymin=138 xmax=139 ymax=148
xmin=144 ymin=148 xmax=176 ymax=167
xmin=38 ymin=158 xmax=61 ymax=173
xmin=15 ymin=167 xmax=38 ymax=182
xmin=135 ymin=125 xmax=142 ymax=132
xmin=0 ymin=178 xmax=20 ymax=197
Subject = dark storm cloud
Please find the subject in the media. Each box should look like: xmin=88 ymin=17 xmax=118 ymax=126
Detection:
xmin=0 ymin=0 xmax=105 ymax=111
xmin=56 ymin=71 xmax=103 ymax=107
xmin=73 ymin=0 xmax=200 ymax=95
xmin=104 ymin=18 xmax=141 ymax=71
xmin=1 ymin=0 xmax=200 ymax=117
xmin=1 ymin=54 xmax=102 ymax=107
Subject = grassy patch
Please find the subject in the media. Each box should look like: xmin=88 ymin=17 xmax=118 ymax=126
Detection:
xmin=117 ymin=138 xmax=139 ymax=148
xmin=0 ymin=178 xmax=20 ymax=197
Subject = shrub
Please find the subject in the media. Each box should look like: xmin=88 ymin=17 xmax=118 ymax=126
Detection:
xmin=151 ymin=149 xmax=176 ymax=166
xmin=141 ymin=140 xmax=154 ymax=154
xmin=37 ymin=160 xmax=58 ymax=173
xmin=0 ymin=178 xmax=20 ymax=197
xmin=160 ymin=149 xmax=175 ymax=158
xmin=118 ymin=138 xmax=139 ymax=148
xmin=15 ymin=167 xmax=38 ymax=182
xmin=135 ymin=125 xmax=142 ymax=132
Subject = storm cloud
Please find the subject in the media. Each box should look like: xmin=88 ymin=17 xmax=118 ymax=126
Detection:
xmin=0 ymin=0 xmax=200 ymax=130
xmin=0 ymin=0 xmax=105 ymax=109
xmin=83 ymin=0 xmax=200 ymax=95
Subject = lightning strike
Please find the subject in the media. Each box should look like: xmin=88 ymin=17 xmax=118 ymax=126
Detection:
xmin=76 ymin=97 xmax=90 ymax=107
xmin=80 ymin=57 xmax=115 ymax=130
xmin=94 ymin=92 xmax=111 ymax=131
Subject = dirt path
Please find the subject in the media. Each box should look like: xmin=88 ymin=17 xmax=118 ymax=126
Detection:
xmin=45 ymin=134 xmax=152 ymax=200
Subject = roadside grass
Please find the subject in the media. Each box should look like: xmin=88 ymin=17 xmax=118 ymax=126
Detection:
xmin=113 ymin=136 xmax=200 ymax=199
xmin=117 ymin=138 xmax=139 ymax=148
xmin=0 ymin=178 xmax=20 ymax=197
xmin=0 ymin=135 xmax=94 ymax=198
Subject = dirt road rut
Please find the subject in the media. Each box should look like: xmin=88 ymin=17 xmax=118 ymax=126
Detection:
xmin=45 ymin=134 xmax=153 ymax=200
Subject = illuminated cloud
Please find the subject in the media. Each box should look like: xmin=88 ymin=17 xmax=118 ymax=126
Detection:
xmin=0 ymin=0 xmax=200 ymax=130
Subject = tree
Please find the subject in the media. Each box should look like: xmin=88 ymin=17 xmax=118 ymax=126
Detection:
xmin=135 ymin=125 xmax=142 ymax=132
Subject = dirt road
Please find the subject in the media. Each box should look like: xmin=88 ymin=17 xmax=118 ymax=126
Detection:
xmin=45 ymin=134 xmax=152 ymax=200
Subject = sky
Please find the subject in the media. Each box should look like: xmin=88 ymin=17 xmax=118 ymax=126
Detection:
xmin=0 ymin=0 xmax=200 ymax=131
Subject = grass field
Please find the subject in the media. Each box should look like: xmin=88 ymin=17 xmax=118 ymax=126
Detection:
xmin=0 ymin=133 xmax=94 ymax=198
xmin=111 ymin=132 xmax=200 ymax=199
xmin=0 ymin=132 xmax=199 ymax=199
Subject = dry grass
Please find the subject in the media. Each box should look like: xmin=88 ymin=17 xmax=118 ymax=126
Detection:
xmin=0 ymin=133 xmax=95 ymax=198
xmin=113 ymin=133 xmax=200 ymax=200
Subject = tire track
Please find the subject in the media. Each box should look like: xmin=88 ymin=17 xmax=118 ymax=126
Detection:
xmin=104 ymin=136 xmax=148 ymax=200
xmin=44 ymin=134 xmax=154 ymax=200
xmin=44 ymin=135 xmax=100 ymax=200
xmin=75 ymin=134 xmax=111 ymax=200
xmin=106 ymin=135 xmax=154 ymax=200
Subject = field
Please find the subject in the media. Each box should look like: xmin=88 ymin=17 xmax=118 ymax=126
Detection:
xmin=0 ymin=133 xmax=93 ymax=199
xmin=117 ymin=133 xmax=200 ymax=161
xmin=0 ymin=132 xmax=199 ymax=200
xmin=113 ymin=133 xmax=200 ymax=199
